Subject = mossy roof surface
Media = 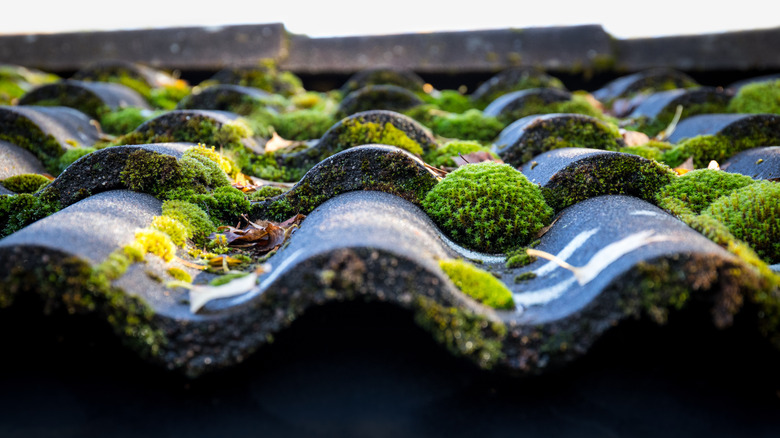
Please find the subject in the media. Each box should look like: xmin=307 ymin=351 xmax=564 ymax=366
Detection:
xmin=1 ymin=35 xmax=780 ymax=434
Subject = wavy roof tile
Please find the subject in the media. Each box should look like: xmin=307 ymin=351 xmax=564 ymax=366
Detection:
xmin=1 ymin=24 xmax=779 ymax=435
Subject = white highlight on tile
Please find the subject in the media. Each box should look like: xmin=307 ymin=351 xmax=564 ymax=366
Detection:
xmin=533 ymin=227 xmax=599 ymax=276
xmin=630 ymin=210 xmax=663 ymax=217
xmin=514 ymin=277 xmax=578 ymax=308
xmin=515 ymin=230 xmax=675 ymax=312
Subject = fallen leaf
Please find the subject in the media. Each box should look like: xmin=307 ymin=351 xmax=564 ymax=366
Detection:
xmin=581 ymin=93 xmax=605 ymax=113
xmin=207 ymin=255 xmax=247 ymax=268
xmin=175 ymin=256 xmax=208 ymax=270
xmin=674 ymin=157 xmax=695 ymax=175
xmin=423 ymin=162 xmax=449 ymax=178
xmin=620 ymin=129 xmax=650 ymax=147
xmin=453 ymin=151 xmax=504 ymax=167
xmin=209 ymin=214 xmax=304 ymax=252
xmin=279 ymin=213 xmax=306 ymax=228
xmin=264 ymin=132 xmax=296 ymax=153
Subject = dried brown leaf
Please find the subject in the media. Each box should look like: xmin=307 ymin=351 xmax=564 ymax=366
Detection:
xmin=453 ymin=151 xmax=503 ymax=167
xmin=620 ymin=129 xmax=650 ymax=147
xmin=264 ymin=132 xmax=296 ymax=153
xmin=674 ymin=157 xmax=695 ymax=175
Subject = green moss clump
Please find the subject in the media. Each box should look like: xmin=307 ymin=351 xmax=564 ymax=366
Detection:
xmin=337 ymin=119 xmax=424 ymax=156
xmin=505 ymin=247 xmax=538 ymax=269
xmin=273 ymin=109 xmax=336 ymax=141
xmin=428 ymin=90 xmax=475 ymax=113
xmin=0 ymin=112 xmax=66 ymax=174
xmin=0 ymin=192 xmax=60 ymax=237
xmin=150 ymin=216 xmax=189 ymax=247
xmin=439 ymin=259 xmax=514 ymax=310
xmin=99 ymin=107 xmax=156 ymax=135
xmin=541 ymin=154 xmax=677 ymax=212
xmin=704 ymin=182 xmax=780 ymax=263
xmin=148 ymin=83 xmax=192 ymax=110
xmin=661 ymin=127 xmax=780 ymax=168
xmin=656 ymin=169 xmax=756 ymax=214
xmin=178 ymin=186 xmax=250 ymax=225
xmin=166 ymin=267 xmax=192 ymax=283
xmin=218 ymin=60 xmax=304 ymax=97
xmin=119 ymin=147 xmax=232 ymax=199
xmin=0 ymin=174 xmax=50 ymax=193
xmin=496 ymin=94 xmax=607 ymax=125
xmin=728 ymin=80 xmax=780 ymax=115
xmin=57 ymin=147 xmax=97 ymax=173
xmin=503 ymin=116 xmax=624 ymax=167
xmin=119 ymin=150 xmax=186 ymax=198
xmin=662 ymin=135 xmax=734 ymax=168
xmin=135 ymin=229 xmax=177 ymax=262
xmin=422 ymin=162 xmax=553 ymax=253
xmin=247 ymin=185 xmax=286 ymax=201
xmin=161 ymin=200 xmax=216 ymax=246
xmin=429 ymin=109 xmax=505 ymax=142
xmin=209 ymin=272 xmax=249 ymax=286
xmin=424 ymin=140 xmax=496 ymax=167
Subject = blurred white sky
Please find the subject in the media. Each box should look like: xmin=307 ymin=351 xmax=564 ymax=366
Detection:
xmin=3 ymin=1 xmax=778 ymax=38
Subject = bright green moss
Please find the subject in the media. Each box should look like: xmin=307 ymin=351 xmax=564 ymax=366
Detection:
xmin=728 ymin=80 xmax=780 ymax=115
xmin=247 ymin=185 xmax=286 ymax=201
xmin=119 ymin=150 xmax=186 ymax=198
xmin=662 ymin=129 xmax=780 ymax=168
xmin=99 ymin=107 xmax=156 ymax=135
xmin=148 ymin=83 xmax=192 ymax=110
xmin=135 ymin=229 xmax=177 ymax=262
xmin=209 ymin=272 xmax=249 ymax=286
xmin=505 ymin=247 xmax=538 ymax=269
xmin=150 ymin=215 xmax=189 ymax=247
xmin=656 ymin=169 xmax=756 ymax=214
xmin=0 ymin=113 xmax=66 ymax=174
xmin=161 ymin=200 xmax=216 ymax=246
xmin=182 ymin=145 xmax=239 ymax=178
xmin=273 ymin=109 xmax=336 ymax=141
xmin=337 ymin=119 xmax=424 ymax=156
xmin=505 ymin=116 xmax=624 ymax=167
xmin=430 ymin=109 xmax=505 ymax=142
xmin=0 ymin=79 xmax=25 ymax=104
xmin=217 ymin=60 xmax=304 ymax=97
xmin=57 ymin=147 xmax=97 ymax=173
xmin=704 ymin=182 xmax=780 ymax=263
xmin=496 ymin=94 xmax=607 ymax=125
xmin=427 ymin=90 xmax=475 ymax=113
xmin=424 ymin=140 xmax=496 ymax=167
xmin=166 ymin=267 xmax=192 ymax=283
xmin=179 ymin=186 xmax=250 ymax=225
xmin=119 ymin=148 xmax=231 ymax=199
xmin=0 ymin=192 xmax=60 ymax=237
xmin=662 ymin=135 xmax=733 ymax=168
xmin=422 ymin=162 xmax=553 ymax=253
xmin=439 ymin=259 xmax=515 ymax=310
xmin=541 ymin=154 xmax=677 ymax=212
xmin=0 ymin=174 xmax=50 ymax=193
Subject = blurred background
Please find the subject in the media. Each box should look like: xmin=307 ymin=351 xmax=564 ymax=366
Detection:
xmin=3 ymin=0 xmax=777 ymax=38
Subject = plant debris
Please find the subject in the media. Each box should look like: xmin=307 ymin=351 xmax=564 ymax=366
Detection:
xmin=208 ymin=214 xmax=304 ymax=252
